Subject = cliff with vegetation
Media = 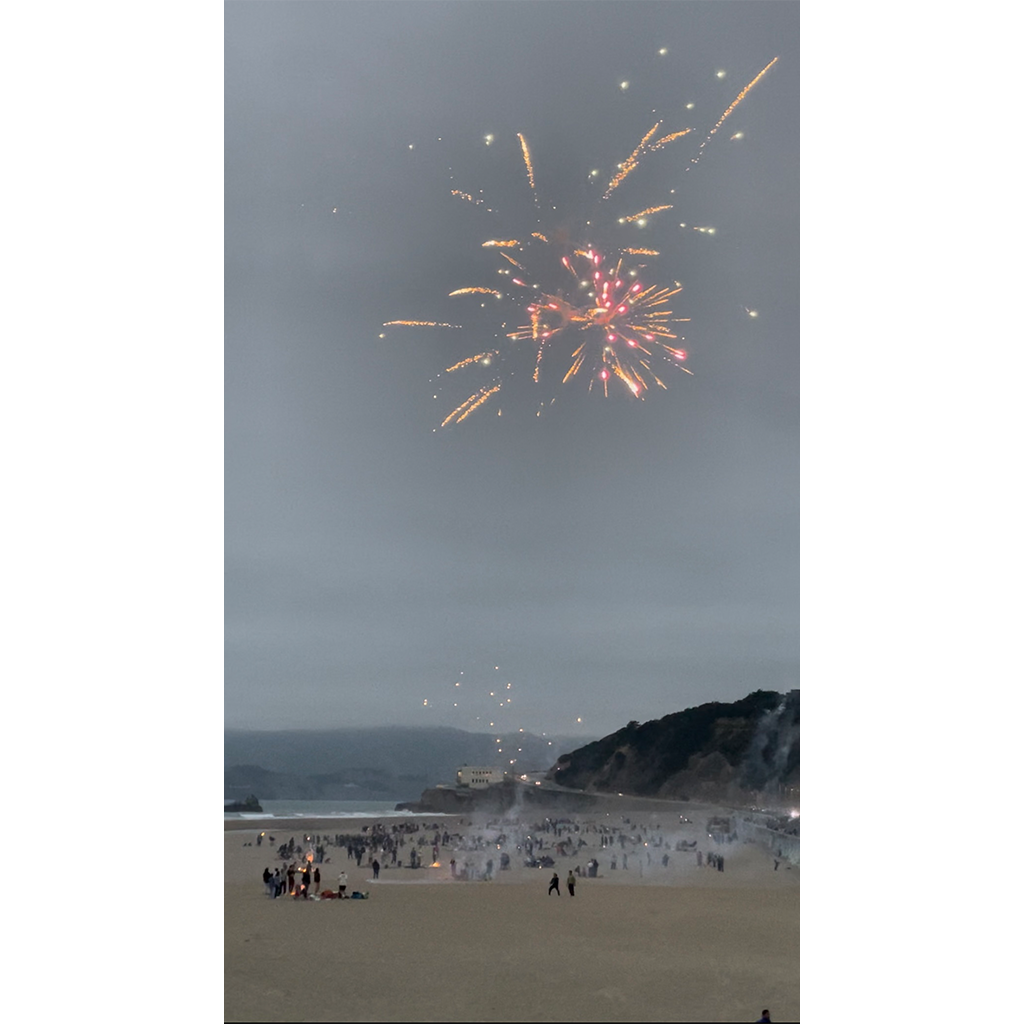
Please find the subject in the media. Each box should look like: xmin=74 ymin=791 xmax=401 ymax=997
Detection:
xmin=546 ymin=690 xmax=799 ymax=803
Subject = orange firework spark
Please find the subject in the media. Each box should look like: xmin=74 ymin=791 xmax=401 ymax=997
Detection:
xmin=602 ymin=122 xmax=662 ymax=199
xmin=691 ymin=57 xmax=778 ymax=167
xmin=517 ymin=133 xmax=536 ymax=192
xmin=441 ymin=385 xmax=502 ymax=427
xmin=446 ymin=351 xmax=498 ymax=372
xmin=650 ymin=128 xmax=692 ymax=151
xmin=383 ymin=320 xmax=462 ymax=329
xmin=386 ymin=58 xmax=777 ymax=426
xmin=624 ymin=205 xmax=673 ymax=223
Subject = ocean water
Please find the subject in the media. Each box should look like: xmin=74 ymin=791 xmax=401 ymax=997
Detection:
xmin=225 ymin=799 xmax=453 ymax=821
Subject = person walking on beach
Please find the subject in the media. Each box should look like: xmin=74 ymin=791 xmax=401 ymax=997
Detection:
xmin=313 ymin=867 xmax=321 ymax=894
xmin=372 ymin=859 xmax=380 ymax=880
xmin=566 ymin=871 xmax=576 ymax=897
xmin=548 ymin=872 xmax=560 ymax=895
xmin=337 ymin=870 xmax=348 ymax=897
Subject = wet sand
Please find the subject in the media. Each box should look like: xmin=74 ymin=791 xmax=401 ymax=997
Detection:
xmin=225 ymin=811 xmax=798 ymax=1022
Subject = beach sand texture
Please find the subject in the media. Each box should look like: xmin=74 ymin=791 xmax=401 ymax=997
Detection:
xmin=225 ymin=815 xmax=798 ymax=1022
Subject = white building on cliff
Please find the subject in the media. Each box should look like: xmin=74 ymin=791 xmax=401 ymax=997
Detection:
xmin=456 ymin=765 xmax=506 ymax=789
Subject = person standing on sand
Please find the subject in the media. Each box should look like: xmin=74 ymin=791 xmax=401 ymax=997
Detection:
xmin=548 ymin=872 xmax=560 ymax=895
xmin=337 ymin=870 xmax=348 ymax=897
xmin=372 ymin=859 xmax=380 ymax=879
xmin=313 ymin=867 xmax=321 ymax=894
xmin=567 ymin=871 xmax=576 ymax=897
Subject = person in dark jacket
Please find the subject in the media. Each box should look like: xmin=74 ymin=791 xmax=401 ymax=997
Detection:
xmin=548 ymin=872 xmax=560 ymax=895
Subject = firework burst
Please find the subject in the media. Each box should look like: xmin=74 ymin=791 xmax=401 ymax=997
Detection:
xmin=384 ymin=59 xmax=777 ymax=427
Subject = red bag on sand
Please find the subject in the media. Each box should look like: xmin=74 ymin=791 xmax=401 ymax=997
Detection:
xmin=321 ymin=890 xmax=336 ymax=899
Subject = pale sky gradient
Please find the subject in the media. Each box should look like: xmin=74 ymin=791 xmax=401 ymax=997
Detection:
xmin=225 ymin=1 xmax=799 ymax=735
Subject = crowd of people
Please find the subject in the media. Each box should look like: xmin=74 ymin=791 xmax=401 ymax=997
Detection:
xmin=254 ymin=809 xmax=796 ymax=898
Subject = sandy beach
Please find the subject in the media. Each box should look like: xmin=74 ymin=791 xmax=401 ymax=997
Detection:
xmin=225 ymin=805 xmax=798 ymax=1022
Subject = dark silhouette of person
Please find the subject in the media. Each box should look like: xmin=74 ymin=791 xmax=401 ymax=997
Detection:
xmin=548 ymin=872 xmax=560 ymax=895
xmin=372 ymin=859 xmax=380 ymax=879
xmin=757 ymin=1010 xmax=772 ymax=1022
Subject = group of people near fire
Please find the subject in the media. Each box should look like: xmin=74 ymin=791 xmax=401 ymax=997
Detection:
xmin=258 ymin=811 xmax=761 ymax=898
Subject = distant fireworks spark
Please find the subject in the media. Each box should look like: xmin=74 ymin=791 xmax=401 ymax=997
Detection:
xmin=384 ymin=59 xmax=777 ymax=427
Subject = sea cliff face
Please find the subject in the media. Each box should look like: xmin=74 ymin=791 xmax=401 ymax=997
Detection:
xmin=545 ymin=690 xmax=799 ymax=803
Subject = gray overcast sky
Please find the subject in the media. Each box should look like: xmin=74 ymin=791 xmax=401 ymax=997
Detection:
xmin=225 ymin=1 xmax=799 ymax=737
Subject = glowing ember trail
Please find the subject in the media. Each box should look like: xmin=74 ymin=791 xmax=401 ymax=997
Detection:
xmin=517 ymin=133 xmax=536 ymax=192
xmin=690 ymin=57 xmax=779 ymax=168
xmin=441 ymin=384 xmax=502 ymax=427
xmin=383 ymin=320 xmax=462 ymax=330
xmin=624 ymin=205 xmax=673 ymax=223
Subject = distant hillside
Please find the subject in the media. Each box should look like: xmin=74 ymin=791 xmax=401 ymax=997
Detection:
xmin=546 ymin=690 xmax=799 ymax=802
xmin=224 ymin=726 xmax=593 ymax=803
